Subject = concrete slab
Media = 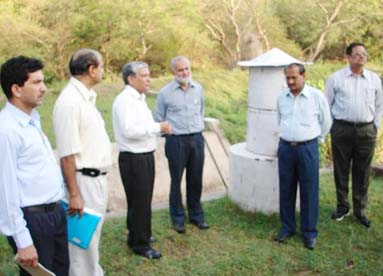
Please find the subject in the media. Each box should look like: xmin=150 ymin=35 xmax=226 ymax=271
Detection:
xmin=53 ymin=125 xmax=229 ymax=214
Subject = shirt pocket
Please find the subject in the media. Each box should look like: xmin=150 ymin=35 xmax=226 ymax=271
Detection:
xmin=366 ymin=87 xmax=375 ymax=105
xmin=299 ymin=98 xmax=318 ymax=127
xmin=278 ymin=101 xmax=293 ymax=117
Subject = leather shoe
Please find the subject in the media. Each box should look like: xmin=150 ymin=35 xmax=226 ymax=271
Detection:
xmin=135 ymin=248 xmax=161 ymax=259
xmin=274 ymin=232 xmax=294 ymax=243
xmin=354 ymin=215 xmax=371 ymax=228
xmin=190 ymin=220 xmax=209 ymax=230
xmin=303 ymin=238 xmax=316 ymax=250
xmin=173 ymin=224 xmax=186 ymax=233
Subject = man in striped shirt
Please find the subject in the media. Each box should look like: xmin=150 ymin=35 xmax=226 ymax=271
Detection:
xmin=325 ymin=42 xmax=383 ymax=228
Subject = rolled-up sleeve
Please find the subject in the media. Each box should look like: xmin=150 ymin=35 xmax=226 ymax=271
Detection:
xmin=318 ymin=93 xmax=332 ymax=142
xmin=53 ymin=104 xmax=82 ymax=158
xmin=154 ymin=91 xmax=166 ymax=122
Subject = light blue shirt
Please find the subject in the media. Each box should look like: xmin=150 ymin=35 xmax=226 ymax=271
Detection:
xmin=277 ymin=85 xmax=332 ymax=142
xmin=325 ymin=67 xmax=383 ymax=129
xmin=154 ymin=79 xmax=204 ymax=135
xmin=0 ymin=102 xmax=64 ymax=249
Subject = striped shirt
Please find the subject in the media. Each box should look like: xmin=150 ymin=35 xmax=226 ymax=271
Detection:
xmin=325 ymin=67 xmax=383 ymax=129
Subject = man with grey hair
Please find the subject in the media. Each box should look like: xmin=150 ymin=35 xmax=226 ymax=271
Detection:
xmin=154 ymin=56 xmax=208 ymax=234
xmin=112 ymin=61 xmax=171 ymax=259
xmin=53 ymin=48 xmax=112 ymax=275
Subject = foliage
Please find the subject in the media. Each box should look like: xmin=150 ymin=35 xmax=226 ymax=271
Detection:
xmin=1 ymin=0 xmax=383 ymax=79
xmin=275 ymin=0 xmax=383 ymax=61
xmin=1 ymin=173 xmax=383 ymax=275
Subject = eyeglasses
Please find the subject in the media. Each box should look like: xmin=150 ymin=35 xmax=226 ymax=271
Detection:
xmin=351 ymin=52 xmax=368 ymax=58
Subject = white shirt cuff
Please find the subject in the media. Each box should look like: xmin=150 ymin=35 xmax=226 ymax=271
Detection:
xmin=13 ymin=228 xmax=33 ymax=249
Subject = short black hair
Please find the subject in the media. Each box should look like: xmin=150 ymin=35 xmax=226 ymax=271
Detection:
xmin=284 ymin=63 xmax=305 ymax=75
xmin=69 ymin=49 xmax=100 ymax=76
xmin=346 ymin=42 xmax=365 ymax=56
xmin=0 ymin=56 xmax=44 ymax=100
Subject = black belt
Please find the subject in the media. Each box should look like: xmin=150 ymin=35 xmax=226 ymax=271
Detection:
xmin=77 ymin=168 xmax=107 ymax=177
xmin=175 ymin=132 xmax=201 ymax=137
xmin=334 ymin=119 xmax=373 ymax=127
xmin=280 ymin=138 xmax=317 ymax=146
xmin=120 ymin=151 xmax=154 ymax=156
xmin=22 ymin=202 xmax=59 ymax=213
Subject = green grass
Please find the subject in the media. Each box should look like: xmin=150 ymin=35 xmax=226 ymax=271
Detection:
xmin=1 ymin=173 xmax=383 ymax=275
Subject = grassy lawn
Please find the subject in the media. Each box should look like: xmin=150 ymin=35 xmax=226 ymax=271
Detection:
xmin=1 ymin=172 xmax=382 ymax=275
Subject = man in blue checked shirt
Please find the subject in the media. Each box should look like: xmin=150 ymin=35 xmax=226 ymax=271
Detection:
xmin=154 ymin=56 xmax=209 ymax=234
xmin=0 ymin=56 xmax=68 ymax=275
xmin=274 ymin=63 xmax=332 ymax=250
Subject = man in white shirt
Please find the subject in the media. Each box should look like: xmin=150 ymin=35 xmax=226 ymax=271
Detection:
xmin=53 ymin=49 xmax=112 ymax=275
xmin=325 ymin=42 xmax=383 ymax=227
xmin=0 ymin=56 xmax=68 ymax=275
xmin=112 ymin=61 xmax=171 ymax=259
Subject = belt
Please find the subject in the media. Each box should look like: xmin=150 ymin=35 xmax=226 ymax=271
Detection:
xmin=77 ymin=168 xmax=107 ymax=177
xmin=120 ymin=151 xmax=154 ymax=156
xmin=334 ymin=119 xmax=373 ymax=127
xmin=174 ymin=132 xmax=201 ymax=137
xmin=280 ymin=138 xmax=317 ymax=146
xmin=22 ymin=202 xmax=59 ymax=213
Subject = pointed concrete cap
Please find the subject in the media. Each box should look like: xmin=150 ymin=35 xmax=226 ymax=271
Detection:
xmin=238 ymin=48 xmax=308 ymax=67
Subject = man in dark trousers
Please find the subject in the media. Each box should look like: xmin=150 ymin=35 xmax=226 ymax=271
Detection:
xmin=325 ymin=42 xmax=383 ymax=227
xmin=113 ymin=61 xmax=172 ymax=259
xmin=275 ymin=63 xmax=331 ymax=250
xmin=0 ymin=56 xmax=68 ymax=275
xmin=155 ymin=56 xmax=209 ymax=234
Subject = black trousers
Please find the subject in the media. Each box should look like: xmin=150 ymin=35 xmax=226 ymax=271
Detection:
xmin=118 ymin=151 xmax=155 ymax=253
xmin=8 ymin=204 xmax=69 ymax=276
xmin=165 ymin=133 xmax=205 ymax=225
xmin=331 ymin=120 xmax=377 ymax=216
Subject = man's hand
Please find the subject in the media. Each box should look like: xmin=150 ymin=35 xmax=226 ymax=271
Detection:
xmin=68 ymin=194 xmax=84 ymax=217
xmin=17 ymin=245 xmax=38 ymax=268
xmin=160 ymin=121 xmax=172 ymax=134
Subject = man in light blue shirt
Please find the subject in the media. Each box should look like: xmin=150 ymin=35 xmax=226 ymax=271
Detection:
xmin=154 ymin=56 xmax=208 ymax=233
xmin=325 ymin=42 xmax=383 ymax=227
xmin=0 ymin=56 xmax=68 ymax=275
xmin=274 ymin=63 xmax=331 ymax=250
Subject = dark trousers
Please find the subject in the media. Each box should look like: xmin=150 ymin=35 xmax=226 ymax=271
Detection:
xmin=331 ymin=120 xmax=377 ymax=216
xmin=8 ymin=204 xmax=69 ymax=276
xmin=278 ymin=139 xmax=319 ymax=239
xmin=118 ymin=151 xmax=154 ymax=253
xmin=165 ymin=133 xmax=205 ymax=225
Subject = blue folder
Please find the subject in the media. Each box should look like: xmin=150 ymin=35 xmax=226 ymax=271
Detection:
xmin=60 ymin=201 xmax=102 ymax=249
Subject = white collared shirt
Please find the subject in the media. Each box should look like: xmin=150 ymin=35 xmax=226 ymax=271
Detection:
xmin=0 ymin=102 xmax=64 ymax=248
xmin=53 ymin=77 xmax=112 ymax=170
xmin=325 ymin=67 xmax=383 ymax=128
xmin=277 ymin=85 xmax=332 ymax=142
xmin=112 ymin=85 xmax=161 ymax=153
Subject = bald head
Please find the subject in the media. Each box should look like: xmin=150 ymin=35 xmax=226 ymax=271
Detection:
xmin=69 ymin=48 xmax=102 ymax=76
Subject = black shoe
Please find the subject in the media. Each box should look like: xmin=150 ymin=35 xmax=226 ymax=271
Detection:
xmin=303 ymin=238 xmax=316 ymax=250
xmin=173 ymin=223 xmax=186 ymax=233
xmin=135 ymin=248 xmax=161 ymax=259
xmin=190 ymin=220 xmax=209 ymax=230
xmin=274 ymin=232 xmax=294 ymax=243
xmin=150 ymin=236 xmax=156 ymax=243
xmin=331 ymin=210 xmax=350 ymax=221
xmin=354 ymin=215 xmax=371 ymax=228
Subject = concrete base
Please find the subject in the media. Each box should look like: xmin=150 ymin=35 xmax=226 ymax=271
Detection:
xmin=107 ymin=130 xmax=229 ymax=213
xmin=229 ymin=143 xmax=279 ymax=214
xmin=53 ymin=119 xmax=229 ymax=214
